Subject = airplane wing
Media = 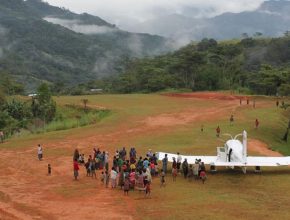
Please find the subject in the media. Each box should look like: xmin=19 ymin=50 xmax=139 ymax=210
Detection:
xmin=157 ymin=152 xmax=217 ymax=165
xmin=245 ymin=156 xmax=290 ymax=167
xmin=157 ymin=152 xmax=290 ymax=167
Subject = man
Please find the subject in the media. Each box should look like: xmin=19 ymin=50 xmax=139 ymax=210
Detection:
xmin=37 ymin=144 xmax=43 ymax=161
xmin=182 ymin=158 xmax=189 ymax=178
xmin=176 ymin=152 xmax=182 ymax=173
xmin=162 ymin=154 xmax=168 ymax=174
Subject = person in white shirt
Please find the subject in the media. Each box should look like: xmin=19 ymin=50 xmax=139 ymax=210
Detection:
xmin=177 ymin=152 xmax=182 ymax=173
xmin=110 ymin=167 xmax=118 ymax=188
xmin=37 ymin=144 xmax=43 ymax=161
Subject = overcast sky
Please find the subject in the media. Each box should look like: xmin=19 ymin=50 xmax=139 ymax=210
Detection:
xmin=45 ymin=0 xmax=264 ymax=27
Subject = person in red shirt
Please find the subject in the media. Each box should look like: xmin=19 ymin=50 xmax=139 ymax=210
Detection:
xmin=216 ymin=126 xmax=221 ymax=137
xmin=73 ymin=159 xmax=79 ymax=180
xmin=255 ymin=119 xmax=259 ymax=129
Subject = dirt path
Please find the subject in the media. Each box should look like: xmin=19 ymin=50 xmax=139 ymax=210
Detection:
xmin=0 ymin=92 xmax=279 ymax=220
xmin=248 ymin=139 xmax=282 ymax=156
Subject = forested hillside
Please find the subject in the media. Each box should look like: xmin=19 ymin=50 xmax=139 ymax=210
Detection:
xmin=103 ymin=37 xmax=290 ymax=96
xmin=0 ymin=0 xmax=170 ymax=92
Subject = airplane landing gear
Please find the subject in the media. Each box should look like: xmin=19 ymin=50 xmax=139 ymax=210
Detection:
xmin=255 ymin=166 xmax=261 ymax=173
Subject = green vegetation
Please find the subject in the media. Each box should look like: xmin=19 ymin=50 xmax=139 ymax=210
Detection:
xmin=0 ymin=81 xmax=110 ymax=139
xmin=40 ymin=105 xmax=110 ymax=133
xmin=99 ymin=37 xmax=290 ymax=95
xmin=0 ymin=0 xmax=170 ymax=92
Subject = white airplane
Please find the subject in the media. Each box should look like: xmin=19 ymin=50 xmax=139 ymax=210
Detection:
xmin=157 ymin=131 xmax=290 ymax=173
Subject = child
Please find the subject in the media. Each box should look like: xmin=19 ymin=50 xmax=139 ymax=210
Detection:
xmin=101 ymin=171 xmax=105 ymax=184
xmin=48 ymin=164 xmax=51 ymax=176
xmin=200 ymin=170 xmax=206 ymax=184
xmin=160 ymin=169 xmax=165 ymax=187
xmin=145 ymin=182 xmax=151 ymax=197
xmin=124 ymin=177 xmax=130 ymax=195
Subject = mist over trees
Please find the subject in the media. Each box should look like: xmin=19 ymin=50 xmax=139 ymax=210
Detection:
xmin=89 ymin=36 xmax=289 ymax=96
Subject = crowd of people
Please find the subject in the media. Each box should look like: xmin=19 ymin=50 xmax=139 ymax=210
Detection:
xmin=71 ymin=147 xmax=208 ymax=196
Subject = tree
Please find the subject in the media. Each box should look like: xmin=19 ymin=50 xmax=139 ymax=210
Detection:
xmin=0 ymin=89 xmax=6 ymax=108
xmin=31 ymin=83 xmax=56 ymax=122
xmin=280 ymin=100 xmax=290 ymax=142
xmin=254 ymin=32 xmax=263 ymax=37
xmin=241 ymin=33 xmax=249 ymax=39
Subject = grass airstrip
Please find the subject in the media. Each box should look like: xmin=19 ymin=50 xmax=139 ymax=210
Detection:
xmin=0 ymin=92 xmax=289 ymax=220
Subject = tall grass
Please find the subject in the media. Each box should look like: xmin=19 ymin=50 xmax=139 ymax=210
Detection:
xmin=32 ymin=105 xmax=111 ymax=133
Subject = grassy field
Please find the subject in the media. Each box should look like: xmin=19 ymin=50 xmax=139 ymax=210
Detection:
xmin=0 ymin=92 xmax=289 ymax=220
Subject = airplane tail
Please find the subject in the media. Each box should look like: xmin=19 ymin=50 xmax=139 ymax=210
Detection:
xmin=242 ymin=130 xmax=247 ymax=163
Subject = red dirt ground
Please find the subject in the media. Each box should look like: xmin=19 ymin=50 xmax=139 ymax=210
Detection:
xmin=163 ymin=92 xmax=249 ymax=101
xmin=0 ymin=92 xmax=279 ymax=220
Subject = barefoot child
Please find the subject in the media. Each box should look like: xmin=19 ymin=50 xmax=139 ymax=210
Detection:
xmin=145 ymin=182 xmax=151 ymax=197
xmin=124 ymin=177 xmax=130 ymax=195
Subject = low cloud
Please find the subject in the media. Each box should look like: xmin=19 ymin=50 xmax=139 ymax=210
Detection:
xmin=44 ymin=17 xmax=116 ymax=34
xmin=45 ymin=0 xmax=264 ymax=25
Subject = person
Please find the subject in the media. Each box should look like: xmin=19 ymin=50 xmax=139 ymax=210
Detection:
xmin=230 ymin=115 xmax=234 ymax=126
xmin=101 ymin=171 xmax=105 ymax=184
xmin=200 ymin=170 xmax=207 ymax=184
xmin=176 ymin=152 xmax=182 ymax=173
xmin=172 ymin=157 xmax=177 ymax=181
xmin=247 ymin=99 xmax=249 ymax=105
xmin=90 ymin=159 xmax=97 ymax=179
xmin=0 ymin=131 xmax=4 ymax=143
xmin=104 ymin=152 xmax=109 ymax=171
xmin=276 ymin=100 xmax=279 ymax=107
xmin=188 ymin=165 xmax=194 ymax=181
xmin=48 ymin=164 xmax=51 ymax=175
xmin=124 ymin=177 xmax=130 ymax=195
xmin=201 ymin=125 xmax=204 ymax=132
xmin=193 ymin=161 xmax=199 ymax=180
xmin=147 ymin=149 xmax=153 ymax=159
xmin=129 ymin=170 xmax=136 ymax=189
xmin=105 ymin=171 xmax=110 ymax=188
xmin=160 ymin=169 xmax=165 ymax=187
xmin=216 ymin=126 xmax=221 ymax=137
xmin=110 ymin=167 xmax=118 ymax=188
xmin=145 ymin=182 xmax=151 ymax=197
xmin=143 ymin=158 xmax=150 ymax=169
xmin=200 ymin=162 xmax=206 ymax=173
xmin=255 ymin=119 xmax=259 ymax=129
xmin=73 ymin=149 xmax=79 ymax=162
xmin=150 ymin=161 xmax=156 ymax=176
xmin=240 ymin=98 xmax=242 ymax=105
xmin=73 ymin=159 xmax=79 ymax=180
xmin=85 ymin=159 xmax=91 ymax=177
xmin=162 ymin=154 xmax=168 ymax=174
xmin=182 ymin=159 xmax=189 ymax=179
xmin=37 ymin=144 xmax=43 ymax=161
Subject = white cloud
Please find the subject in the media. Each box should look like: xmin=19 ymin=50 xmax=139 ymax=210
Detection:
xmin=44 ymin=0 xmax=264 ymax=26
xmin=44 ymin=17 xmax=116 ymax=34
